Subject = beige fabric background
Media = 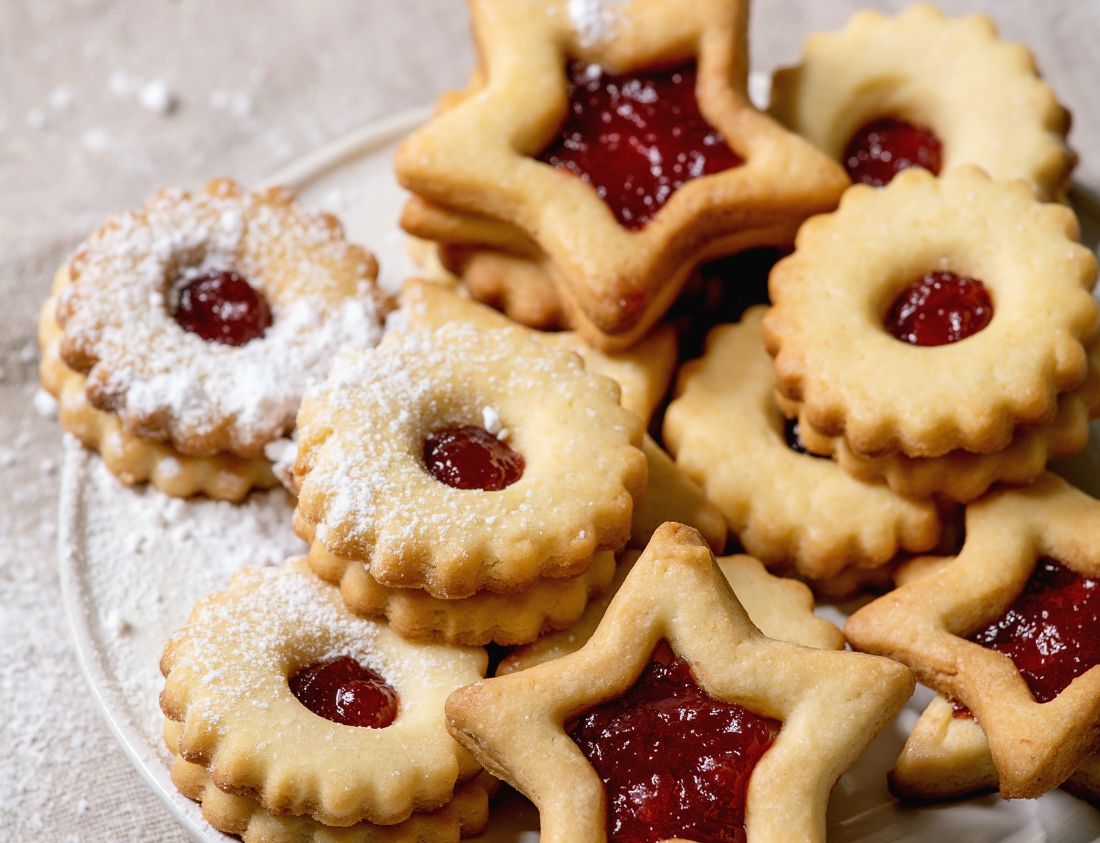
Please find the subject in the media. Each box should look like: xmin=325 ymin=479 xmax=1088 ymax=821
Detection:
xmin=2 ymin=2 xmax=1098 ymax=840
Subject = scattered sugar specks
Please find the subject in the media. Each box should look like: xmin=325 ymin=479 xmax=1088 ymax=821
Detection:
xmin=138 ymin=80 xmax=178 ymax=115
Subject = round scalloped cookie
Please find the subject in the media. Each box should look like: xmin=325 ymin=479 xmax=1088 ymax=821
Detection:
xmin=159 ymin=559 xmax=487 ymax=827
xmin=307 ymin=541 xmax=617 ymax=646
xmin=163 ymin=720 xmax=495 ymax=843
xmin=664 ymin=307 xmax=941 ymax=580
xmin=54 ymin=179 xmax=388 ymax=458
xmin=764 ymin=166 xmax=1099 ymax=458
xmin=769 ymin=4 xmax=1075 ymax=200
xmin=293 ymin=324 xmax=647 ymax=598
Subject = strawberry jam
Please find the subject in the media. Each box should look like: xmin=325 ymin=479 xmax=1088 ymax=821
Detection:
xmin=968 ymin=558 xmax=1100 ymax=704
xmin=949 ymin=699 xmax=974 ymax=719
xmin=422 ymin=425 xmax=525 ymax=491
xmin=538 ymin=62 xmax=742 ymax=229
xmin=843 ymin=118 xmax=943 ymax=187
xmin=172 ymin=270 xmax=272 ymax=346
xmin=884 ymin=271 xmax=993 ymax=346
xmin=289 ymin=656 xmax=398 ymax=728
xmin=568 ymin=647 xmax=779 ymax=843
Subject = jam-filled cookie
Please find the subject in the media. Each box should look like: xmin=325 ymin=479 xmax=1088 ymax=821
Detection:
xmin=765 ymin=166 xmax=1099 ymax=458
xmin=42 ymin=179 xmax=387 ymax=500
xmin=770 ymin=4 xmax=1075 ymax=198
xmin=845 ymin=474 xmax=1100 ymax=798
xmin=446 ymin=523 xmax=913 ymax=843
xmin=664 ymin=306 xmax=942 ymax=581
xmin=395 ymin=0 xmax=848 ymax=350
xmin=163 ymin=720 xmax=496 ymax=842
xmin=159 ymin=559 xmax=487 ymax=827
xmin=293 ymin=325 xmax=647 ymax=598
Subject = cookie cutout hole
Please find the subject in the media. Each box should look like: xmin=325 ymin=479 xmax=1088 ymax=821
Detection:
xmin=884 ymin=271 xmax=992 ymax=347
xmin=567 ymin=641 xmax=779 ymax=843
xmin=422 ymin=424 xmax=525 ymax=491
xmin=172 ymin=269 xmax=273 ymax=346
xmin=967 ymin=558 xmax=1100 ymax=704
xmin=289 ymin=656 xmax=398 ymax=728
xmin=843 ymin=117 xmax=943 ymax=187
xmin=537 ymin=62 xmax=742 ymax=230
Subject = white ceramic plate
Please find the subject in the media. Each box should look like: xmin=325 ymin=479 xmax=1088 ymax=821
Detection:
xmin=59 ymin=101 xmax=1100 ymax=843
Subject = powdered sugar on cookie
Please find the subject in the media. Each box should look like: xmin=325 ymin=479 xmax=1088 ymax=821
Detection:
xmin=569 ymin=0 xmax=626 ymax=46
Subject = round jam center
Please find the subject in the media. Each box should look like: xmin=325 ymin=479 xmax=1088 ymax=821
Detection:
xmin=538 ymin=62 xmax=742 ymax=230
xmin=172 ymin=270 xmax=273 ymax=346
xmin=884 ymin=271 xmax=993 ymax=347
xmin=289 ymin=656 xmax=398 ymax=728
xmin=568 ymin=648 xmax=779 ymax=843
xmin=422 ymin=425 xmax=525 ymax=491
xmin=843 ymin=117 xmax=943 ymax=187
xmin=968 ymin=558 xmax=1100 ymax=704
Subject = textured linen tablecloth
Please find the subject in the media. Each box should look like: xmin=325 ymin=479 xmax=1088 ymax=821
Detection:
xmin=2 ymin=2 xmax=1098 ymax=840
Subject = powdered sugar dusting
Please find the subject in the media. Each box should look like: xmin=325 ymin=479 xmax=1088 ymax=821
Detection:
xmin=57 ymin=184 xmax=385 ymax=456
xmin=569 ymin=0 xmax=626 ymax=45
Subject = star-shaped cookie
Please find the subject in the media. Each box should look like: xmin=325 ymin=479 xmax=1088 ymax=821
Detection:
xmin=445 ymin=522 xmax=913 ymax=842
xmin=395 ymin=0 xmax=848 ymax=350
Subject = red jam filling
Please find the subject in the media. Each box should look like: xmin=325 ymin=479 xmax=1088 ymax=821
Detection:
xmin=172 ymin=270 xmax=273 ymax=346
xmin=568 ymin=646 xmax=779 ymax=843
xmin=422 ymin=425 xmax=525 ymax=491
xmin=884 ymin=271 xmax=993 ymax=346
xmin=843 ymin=118 xmax=943 ymax=187
xmin=968 ymin=559 xmax=1100 ymax=704
xmin=538 ymin=62 xmax=742 ymax=229
xmin=289 ymin=656 xmax=398 ymax=728
xmin=949 ymin=699 xmax=974 ymax=720
xmin=782 ymin=418 xmax=827 ymax=460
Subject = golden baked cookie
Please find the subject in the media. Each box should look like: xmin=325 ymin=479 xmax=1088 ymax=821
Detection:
xmin=293 ymin=325 xmax=647 ymax=597
xmin=307 ymin=542 xmax=616 ymax=647
xmin=38 ymin=272 xmax=276 ymax=501
xmin=396 ymin=278 xmax=676 ymax=425
xmin=446 ymin=523 xmax=913 ymax=843
xmin=54 ymin=179 xmax=388 ymax=459
xmin=159 ymin=559 xmax=487 ymax=827
xmin=765 ymin=166 xmax=1098 ymax=458
xmin=845 ymin=474 xmax=1100 ymax=798
xmin=770 ymin=4 xmax=1075 ymax=199
xmin=395 ymin=0 xmax=848 ymax=350
xmin=664 ymin=306 xmax=941 ymax=579
xmin=498 ymin=546 xmax=843 ymax=675
xmin=163 ymin=720 xmax=495 ymax=842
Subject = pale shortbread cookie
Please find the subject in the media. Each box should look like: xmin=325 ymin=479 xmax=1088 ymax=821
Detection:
xmin=163 ymin=720 xmax=495 ymax=842
xmin=845 ymin=474 xmax=1100 ymax=798
xmin=498 ymin=547 xmax=843 ymax=675
xmin=55 ymin=179 xmax=387 ymax=458
xmin=446 ymin=524 xmax=913 ymax=843
xmin=39 ymin=270 xmax=276 ymax=501
xmin=765 ymin=166 xmax=1098 ymax=458
xmin=307 ymin=542 xmax=616 ymax=647
xmin=395 ymin=0 xmax=847 ymax=350
xmin=770 ymin=4 xmax=1075 ymax=200
xmin=396 ymin=278 xmax=676 ymax=425
xmin=159 ymin=559 xmax=487 ymax=827
xmin=293 ymin=325 xmax=647 ymax=598
xmin=664 ymin=307 xmax=941 ymax=580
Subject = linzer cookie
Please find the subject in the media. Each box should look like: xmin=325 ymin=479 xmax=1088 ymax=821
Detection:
xmin=770 ymin=4 xmax=1075 ymax=198
xmin=159 ymin=559 xmax=487 ymax=827
xmin=664 ymin=306 xmax=941 ymax=580
xmin=42 ymin=179 xmax=387 ymax=500
xmin=395 ymin=0 xmax=848 ymax=349
xmin=765 ymin=166 xmax=1099 ymax=459
xmin=845 ymin=474 xmax=1100 ymax=798
xmin=446 ymin=524 xmax=913 ymax=843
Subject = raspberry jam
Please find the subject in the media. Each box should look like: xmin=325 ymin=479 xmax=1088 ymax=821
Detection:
xmin=172 ymin=270 xmax=273 ymax=346
xmin=843 ymin=118 xmax=943 ymax=187
xmin=288 ymin=656 xmax=398 ymax=728
xmin=949 ymin=699 xmax=974 ymax=719
xmin=884 ymin=271 xmax=993 ymax=346
xmin=568 ymin=647 xmax=779 ymax=843
xmin=538 ymin=62 xmax=742 ymax=229
xmin=968 ymin=558 xmax=1100 ymax=704
xmin=422 ymin=425 xmax=525 ymax=491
